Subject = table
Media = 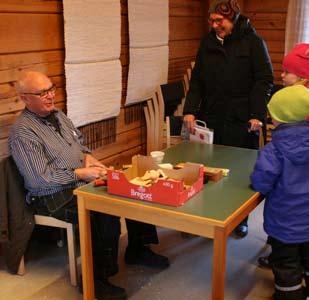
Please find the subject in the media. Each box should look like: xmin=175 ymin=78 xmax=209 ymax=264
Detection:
xmin=74 ymin=142 xmax=263 ymax=300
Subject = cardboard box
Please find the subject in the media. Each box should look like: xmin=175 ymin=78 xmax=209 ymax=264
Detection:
xmin=176 ymin=163 xmax=226 ymax=182
xmin=107 ymin=155 xmax=204 ymax=206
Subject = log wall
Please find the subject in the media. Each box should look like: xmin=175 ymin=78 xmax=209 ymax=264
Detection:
xmin=243 ymin=0 xmax=289 ymax=83
xmin=0 ymin=0 xmax=206 ymax=165
xmin=0 ymin=0 xmax=290 ymax=162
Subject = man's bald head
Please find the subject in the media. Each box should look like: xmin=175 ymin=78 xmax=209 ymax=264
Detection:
xmin=16 ymin=71 xmax=51 ymax=94
xmin=16 ymin=71 xmax=56 ymax=117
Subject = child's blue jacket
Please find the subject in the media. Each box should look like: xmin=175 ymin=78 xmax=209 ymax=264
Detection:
xmin=250 ymin=121 xmax=309 ymax=244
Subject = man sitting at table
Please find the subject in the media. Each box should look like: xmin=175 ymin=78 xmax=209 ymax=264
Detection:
xmin=9 ymin=71 xmax=169 ymax=300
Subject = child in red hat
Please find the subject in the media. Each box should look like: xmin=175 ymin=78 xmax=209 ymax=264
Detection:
xmin=282 ymin=43 xmax=309 ymax=88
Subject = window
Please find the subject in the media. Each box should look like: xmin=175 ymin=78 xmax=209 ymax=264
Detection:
xmin=285 ymin=0 xmax=309 ymax=53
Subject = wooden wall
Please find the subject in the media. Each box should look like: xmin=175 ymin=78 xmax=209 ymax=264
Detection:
xmin=0 ymin=0 xmax=206 ymax=164
xmin=0 ymin=0 xmax=290 ymax=163
xmin=243 ymin=0 xmax=289 ymax=83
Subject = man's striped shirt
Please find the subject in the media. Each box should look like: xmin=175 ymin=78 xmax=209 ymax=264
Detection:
xmin=8 ymin=109 xmax=90 ymax=200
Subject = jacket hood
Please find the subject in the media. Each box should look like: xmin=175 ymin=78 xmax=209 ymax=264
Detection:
xmin=272 ymin=121 xmax=309 ymax=165
xmin=229 ymin=15 xmax=255 ymax=39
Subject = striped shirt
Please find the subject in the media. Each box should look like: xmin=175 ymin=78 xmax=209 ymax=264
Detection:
xmin=8 ymin=109 xmax=90 ymax=200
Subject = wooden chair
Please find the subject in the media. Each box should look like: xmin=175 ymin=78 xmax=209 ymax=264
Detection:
xmin=187 ymin=68 xmax=192 ymax=81
xmin=183 ymin=73 xmax=190 ymax=94
xmin=143 ymin=81 xmax=186 ymax=153
xmin=143 ymin=95 xmax=164 ymax=153
xmin=165 ymin=116 xmax=183 ymax=148
xmin=258 ymin=127 xmax=265 ymax=149
xmin=159 ymin=81 xmax=186 ymax=148
xmin=183 ymin=61 xmax=195 ymax=94
xmin=1 ymin=156 xmax=78 ymax=286
xmin=266 ymin=123 xmax=274 ymax=143
xmin=17 ymin=214 xmax=78 ymax=286
xmin=143 ymin=100 xmax=156 ymax=154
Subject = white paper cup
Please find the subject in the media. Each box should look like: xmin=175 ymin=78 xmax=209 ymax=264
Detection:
xmin=150 ymin=151 xmax=165 ymax=164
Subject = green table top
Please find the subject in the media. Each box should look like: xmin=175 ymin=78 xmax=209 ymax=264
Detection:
xmin=77 ymin=142 xmax=260 ymax=222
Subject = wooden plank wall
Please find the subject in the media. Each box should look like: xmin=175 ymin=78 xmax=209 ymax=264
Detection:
xmin=243 ymin=0 xmax=289 ymax=83
xmin=169 ymin=0 xmax=206 ymax=81
xmin=0 ymin=0 xmax=206 ymax=165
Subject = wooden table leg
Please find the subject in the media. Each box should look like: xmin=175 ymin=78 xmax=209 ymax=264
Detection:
xmin=212 ymin=226 xmax=227 ymax=300
xmin=77 ymin=196 xmax=94 ymax=300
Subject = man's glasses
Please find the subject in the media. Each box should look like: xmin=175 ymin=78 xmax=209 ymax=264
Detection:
xmin=22 ymin=84 xmax=56 ymax=98
xmin=208 ymin=17 xmax=224 ymax=25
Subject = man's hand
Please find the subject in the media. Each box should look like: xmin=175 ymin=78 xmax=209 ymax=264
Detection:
xmin=183 ymin=114 xmax=196 ymax=133
xmin=84 ymin=154 xmax=105 ymax=168
xmin=248 ymin=119 xmax=263 ymax=132
xmin=74 ymin=166 xmax=107 ymax=182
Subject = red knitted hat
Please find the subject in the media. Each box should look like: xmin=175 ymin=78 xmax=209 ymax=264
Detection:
xmin=282 ymin=43 xmax=309 ymax=79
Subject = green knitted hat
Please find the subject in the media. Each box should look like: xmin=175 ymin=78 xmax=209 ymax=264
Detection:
xmin=267 ymin=85 xmax=309 ymax=123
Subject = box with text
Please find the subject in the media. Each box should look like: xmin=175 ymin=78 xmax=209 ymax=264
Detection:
xmin=107 ymin=155 xmax=204 ymax=206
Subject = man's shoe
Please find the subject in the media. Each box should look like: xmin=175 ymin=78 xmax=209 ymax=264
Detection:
xmin=95 ymin=279 xmax=127 ymax=300
xmin=78 ymin=277 xmax=127 ymax=300
xmin=258 ymin=256 xmax=271 ymax=269
xmin=234 ymin=224 xmax=248 ymax=238
xmin=125 ymin=246 xmax=170 ymax=270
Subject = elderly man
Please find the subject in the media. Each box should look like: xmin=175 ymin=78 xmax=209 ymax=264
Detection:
xmin=9 ymin=71 xmax=169 ymax=300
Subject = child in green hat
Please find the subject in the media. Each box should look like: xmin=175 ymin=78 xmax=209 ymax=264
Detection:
xmin=258 ymin=43 xmax=309 ymax=270
xmin=251 ymin=85 xmax=309 ymax=300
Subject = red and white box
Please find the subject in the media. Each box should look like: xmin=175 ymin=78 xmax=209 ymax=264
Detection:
xmin=107 ymin=155 xmax=204 ymax=207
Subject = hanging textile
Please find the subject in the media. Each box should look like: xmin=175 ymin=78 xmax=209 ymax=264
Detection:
xmin=126 ymin=0 xmax=169 ymax=105
xmin=63 ymin=0 xmax=122 ymax=126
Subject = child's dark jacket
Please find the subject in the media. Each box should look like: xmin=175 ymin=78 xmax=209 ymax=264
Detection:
xmin=251 ymin=121 xmax=309 ymax=243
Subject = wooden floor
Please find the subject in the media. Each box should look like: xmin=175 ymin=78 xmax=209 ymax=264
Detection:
xmin=0 ymin=203 xmax=274 ymax=300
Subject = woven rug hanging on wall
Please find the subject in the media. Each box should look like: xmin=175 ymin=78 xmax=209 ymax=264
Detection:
xmin=125 ymin=0 xmax=169 ymax=105
xmin=63 ymin=0 xmax=121 ymax=127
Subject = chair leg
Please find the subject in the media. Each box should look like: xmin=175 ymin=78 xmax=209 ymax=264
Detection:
xmin=66 ymin=223 xmax=77 ymax=286
xmin=17 ymin=256 xmax=25 ymax=275
xmin=57 ymin=228 xmax=65 ymax=248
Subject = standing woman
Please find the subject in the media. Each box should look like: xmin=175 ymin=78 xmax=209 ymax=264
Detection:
xmin=183 ymin=0 xmax=273 ymax=237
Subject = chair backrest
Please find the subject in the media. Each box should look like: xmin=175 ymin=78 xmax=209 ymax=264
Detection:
xmin=143 ymin=78 xmax=188 ymax=153
xmin=143 ymin=82 xmax=186 ymax=153
xmin=143 ymin=88 xmax=166 ymax=153
xmin=165 ymin=116 xmax=183 ymax=148
xmin=160 ymin=81 xmax=186 ymax=117
xmin=265 ymin=84 xmax=283 ymax=144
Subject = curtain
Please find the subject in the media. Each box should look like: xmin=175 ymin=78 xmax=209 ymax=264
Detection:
xmin=285 ymin=0 xmax=309 ymax=54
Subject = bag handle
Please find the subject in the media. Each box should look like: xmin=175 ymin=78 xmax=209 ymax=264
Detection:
xmin=195 ymin=120 xmax=207 ymax=129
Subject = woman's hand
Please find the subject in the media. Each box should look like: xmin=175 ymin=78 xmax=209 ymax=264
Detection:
xmin=183 ymin=114 xmax=196 ymax=133
xmin=248 ymin=119 xmax=263 ymax=132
